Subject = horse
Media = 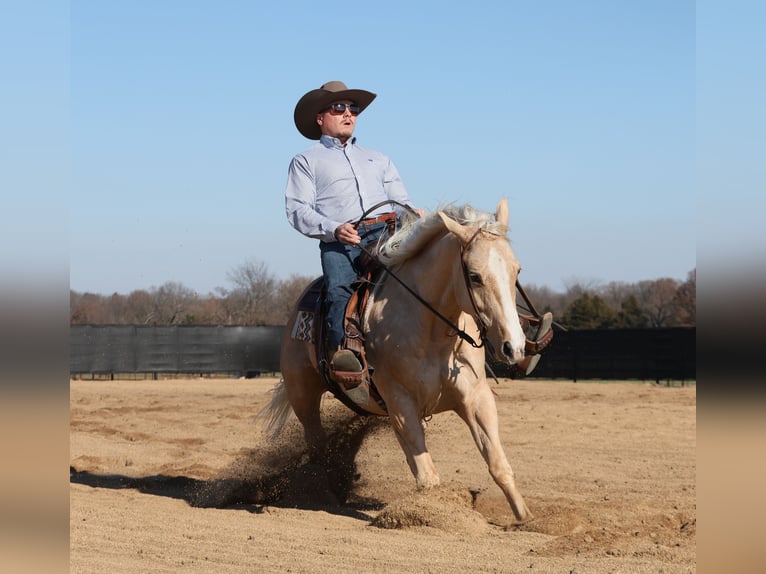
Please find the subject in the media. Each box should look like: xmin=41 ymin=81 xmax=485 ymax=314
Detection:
xmin=262 ymin=198 xmax=532 ymax=521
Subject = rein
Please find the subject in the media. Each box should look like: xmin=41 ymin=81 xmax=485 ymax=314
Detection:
xmin=356 ymin=242 xmax=485 ymax=350
xmin=353 ymin=206 xmax=486 ymax=351
xmin=353 ymin=211 xmax=526 ymax=385
xmin=354 ymin=200 xmax=419 ymax=224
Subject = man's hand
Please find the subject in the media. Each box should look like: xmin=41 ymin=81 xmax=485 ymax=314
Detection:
xmin=334 ymin=223 xmax=360 ymax=245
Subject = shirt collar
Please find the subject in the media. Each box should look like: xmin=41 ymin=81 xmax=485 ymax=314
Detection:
xmin=319 ymin=134 xmax=356 ymax=149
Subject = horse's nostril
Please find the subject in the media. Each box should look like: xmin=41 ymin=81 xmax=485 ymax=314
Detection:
xmin=503 ymin=340 xmax=524 ymax=363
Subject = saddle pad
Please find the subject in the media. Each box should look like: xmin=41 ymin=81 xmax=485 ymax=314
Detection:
xmin=291 ymin=310 xmax=315 ymax=343
xmin=290 ymin=277 xmax=324 ymax=343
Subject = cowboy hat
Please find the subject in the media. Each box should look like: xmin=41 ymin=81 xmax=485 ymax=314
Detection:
xmin=294 ymin=81 xmax=376 ymax=140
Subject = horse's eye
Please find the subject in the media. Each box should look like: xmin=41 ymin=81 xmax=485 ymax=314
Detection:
xmin=469 ymin=273 xmax=483 ymax=286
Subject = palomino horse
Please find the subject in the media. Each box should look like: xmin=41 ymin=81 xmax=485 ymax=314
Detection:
xmin=263 ymin=199 xmax=531 ymax=521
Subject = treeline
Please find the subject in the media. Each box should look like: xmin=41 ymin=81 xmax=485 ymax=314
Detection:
xmin=70 ymin=261 xmax=312 ymax=326
xmin=70 ymin=261 xmax=696 ymax=330
xmin=522 ymin=269 xmax=696 ymax=329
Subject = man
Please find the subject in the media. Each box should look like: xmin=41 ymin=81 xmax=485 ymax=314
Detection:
xmin=285 ymin=81 xmax=424 ymax=374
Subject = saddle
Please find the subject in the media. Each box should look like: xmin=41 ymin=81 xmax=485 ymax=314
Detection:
xmin=293 ymin=264 xmax=388 ymax=417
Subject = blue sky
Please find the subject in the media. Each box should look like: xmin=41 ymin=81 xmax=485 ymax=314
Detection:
xmin=8 ymin=1 xmax=734 ymax=297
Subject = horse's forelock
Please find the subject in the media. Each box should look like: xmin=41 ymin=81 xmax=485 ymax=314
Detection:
xmin=378 ymin=204 xmax=505 ymax=265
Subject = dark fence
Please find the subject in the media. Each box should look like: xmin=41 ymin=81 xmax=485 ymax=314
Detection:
xmin=70 ymin=325 xmax=283 ymax=377
xmin=492 ymin=327 xmax=696 ymax=382
xmin=70 ymin=325 xmax=695 ymax=381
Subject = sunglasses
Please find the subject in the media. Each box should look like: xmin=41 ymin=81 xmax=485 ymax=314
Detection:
xmin=323 ymin=102 xmax=360 ymax=115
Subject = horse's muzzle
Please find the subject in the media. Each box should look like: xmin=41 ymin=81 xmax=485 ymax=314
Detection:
xmin=502 ymin=341 xmax=525 ymax=364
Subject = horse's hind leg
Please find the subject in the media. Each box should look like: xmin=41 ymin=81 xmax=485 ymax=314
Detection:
xmin=457 ymin=381 xmax=532 ymax=522
xmin=284 ymin=374 xmax=326 ymax=462
xmin=281 ymin=341 xmax=327 ymax=462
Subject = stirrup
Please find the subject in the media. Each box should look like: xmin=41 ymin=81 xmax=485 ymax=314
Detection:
xmin=520 ymin=354 xmax=541 ymax=376
xmin=330 ymin=349 xmax=368 ymax=390
xmin=525 ymin=312 xmax=553 ymax=355
xmin=507 ymin=354 xmax=541 ymax=379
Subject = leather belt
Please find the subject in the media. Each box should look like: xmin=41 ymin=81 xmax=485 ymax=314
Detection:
xmin=360 ymin=212 xmax=396 ymax=226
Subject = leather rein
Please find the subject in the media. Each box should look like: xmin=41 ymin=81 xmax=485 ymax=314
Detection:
xmin=353 ymin=202 xmax=493 ymax=353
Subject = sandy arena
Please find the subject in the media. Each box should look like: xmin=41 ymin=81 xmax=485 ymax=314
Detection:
xmin=70 ymin=377 xmax=696 ymax=573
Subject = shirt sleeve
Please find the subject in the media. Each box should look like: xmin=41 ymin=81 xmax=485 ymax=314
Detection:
xmin=284 ymin=154 xmax=341 ymax=242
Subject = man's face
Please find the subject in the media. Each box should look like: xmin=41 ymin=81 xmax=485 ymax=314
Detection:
xmin=316 ymin=100 xmax=358 ymax=143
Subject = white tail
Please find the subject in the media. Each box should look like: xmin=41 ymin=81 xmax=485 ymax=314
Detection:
xmin=256 ymin=378 xmax=294 ymax=439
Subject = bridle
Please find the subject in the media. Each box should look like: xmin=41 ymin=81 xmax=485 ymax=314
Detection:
xmin=457 ymin=227 xmax=498 ymax=359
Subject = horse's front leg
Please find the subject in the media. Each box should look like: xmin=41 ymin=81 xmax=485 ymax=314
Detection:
xmin=386 ymin=392 xmax=440 ymax=490
xmin=457 ymin=380 xmax=532 ymax=522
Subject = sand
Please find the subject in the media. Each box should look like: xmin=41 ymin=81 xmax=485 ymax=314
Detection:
xmin=70 ymin=377 xmax=695 ymax=573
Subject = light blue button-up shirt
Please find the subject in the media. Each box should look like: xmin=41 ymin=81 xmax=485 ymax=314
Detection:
xmin=285 ymin=135 xmax=414 ymax=242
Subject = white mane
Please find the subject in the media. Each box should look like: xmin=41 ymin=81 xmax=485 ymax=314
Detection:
xmin=377 ymin=204 xmax=505 ymax=266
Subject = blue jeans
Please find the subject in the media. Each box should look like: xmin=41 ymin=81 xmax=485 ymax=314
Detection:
xmin=319 ymin=221 xmax=388 ymax=350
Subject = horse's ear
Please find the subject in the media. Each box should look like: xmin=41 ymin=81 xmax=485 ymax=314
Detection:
xmin=438 ymin=211 xmax=475 ymax=245
xmin=495 ymin=198 xmax=509 ymax=227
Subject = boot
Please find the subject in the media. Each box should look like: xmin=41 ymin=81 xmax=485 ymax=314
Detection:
xmin=331 ymin=349 xmax=363 ymax=373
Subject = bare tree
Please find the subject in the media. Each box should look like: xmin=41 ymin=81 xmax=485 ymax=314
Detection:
xmin=107 ymin=293 xmax=128 ymax=323
xmin=518 ymin=283 xmax=566 ymax=318
xmin=562 ymin=278 xmax=602 ymax=298
xmin=70 ymin=290 xmax=85 ymax=323
xmin=673 ymin=268 xmax=696 ymax=326
xmin=125 ymin=290 xmax=154 ymax=324
xmin=273 ymin=274 xmax=314 ymax=325
xmin=225 ymin=260 xmax=278 ymax=324
xmin=149 ymin=281 xmax=198 ymax=325
xmin=636 ymin=278 xmax=681 ymax=328
xmin=214 ymin=286 xmax=244 ymax=325
xmin=601 ymin=281 xmax=639 ymax=310
xmin=187 ymin=294 xmax=226 ymax=325
xmin=70 ymin=291 xmax=111 ymax=324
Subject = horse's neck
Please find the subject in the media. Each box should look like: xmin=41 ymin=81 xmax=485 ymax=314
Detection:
xmin=372 ymin=233 xmax=463 ymax=327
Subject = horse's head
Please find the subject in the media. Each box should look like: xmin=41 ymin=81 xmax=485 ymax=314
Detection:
xmin=438 ymin=199 xmax=526 ymax=365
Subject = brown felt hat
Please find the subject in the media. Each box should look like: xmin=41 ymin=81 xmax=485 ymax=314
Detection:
xmin=293 ymin=81 xmax=377 ymax=140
